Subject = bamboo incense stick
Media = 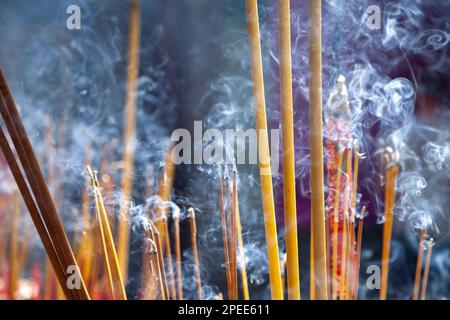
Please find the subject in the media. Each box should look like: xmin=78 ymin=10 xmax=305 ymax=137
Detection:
xmin=412 ymin=227 xmax=427 ymax=300
xmin=308 ymin=0 xmax=328 ymax=300
xmin=0 ymin=70 xmax=89 ymax=300
xmin=173 ymin=213 xmax=183 ymax=300
xmin=218 ymin=166 xmax=232 ymax=299
xmin=380 ymin=164 xmax=399 ymax=300
xmin=331 ymin=148 xmax=344 ymax=299
xmin=353 ymin=206 xmax=365 ymax=300
xmin=117 ymin=0 xmax=141 ymax=282
xmin=420 ymin=239 xmax=433 ymax=300
xmin=188 ymin=208 xmax=202 ymax=300
xmin=279 ymin=0 xmax=301 ymax=300
xmin=246 ymin=0 xmax=283 ymax=300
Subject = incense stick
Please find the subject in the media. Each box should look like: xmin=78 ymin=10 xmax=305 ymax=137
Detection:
xmin=236 ymin=195 xmax=250 ymax=300
xmin=279 ymin=0 xmax=300 ymax=300
xmin=174 ymin=213 xmax=183 ymax=300
xmin=412 ymin=227 xmax=427 ymax=300
xmin=308 ymin=0 xmax=328 ymax=300
xmin=188 ymin=208 xmax=202 ymax=300
xmin=380 ymin=164 xmax=399 ymax=300
xmin=340 ymin=149 xmax=352 ymax=299
xmin=149 ymin=220 xmax=169 ymax=300
xmin=353 ymin=206 xmax=366 ymax=300
xmin=420 ymin=239 xmax=433 ymax=300
xmin=8 ymin=192 xmax=20 ymax=299
xmin=117 ymin=0 xmax=142 ymax=282
xmin=229 ymin=164 xmax=238 ymax=300
xmin=155 ymin=146 xmax=176 ymax=299
xmin=246 ymin=0 xmax=283 ymax=300
xmin=0 ymin=69 xmax=89 ymax=300
xmin=217 ymin=166 xmax=232 ymax=299
xmin=88 ymin=167 xmax=127 ymax=300
xmin=331 ymin=148 xmax=344 ymax=300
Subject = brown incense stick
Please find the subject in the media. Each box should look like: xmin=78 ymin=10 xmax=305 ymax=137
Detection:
xmin=0 ymin=69 xmax=89 ymax=300
xmin=188 ymin=208 xmax=202 ymax=300
xmin=412 ymin=228 xmax=427 ymax=300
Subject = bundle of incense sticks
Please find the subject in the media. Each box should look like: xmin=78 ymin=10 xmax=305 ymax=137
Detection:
xmin=217 ymin=163 xmax=249 ymax=301
xmin=0 ymin=68 xmax=90 ymax=300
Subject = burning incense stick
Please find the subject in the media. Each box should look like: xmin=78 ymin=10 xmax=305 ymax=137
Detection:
xmin=279 ymin=0 xmax=300 ymax=300
xmin=246 ymin=0 xmax=283 ymax=300
xmin=380 ymin=162 xmax=399 ymax=300
xmin=229 ymin=164 xmax=238 ymax=300
xmin=236 ymin=196 xmax=250 ymax=300
xmin=154 ymin=146 xmax=176 ymax=299
xmin=0 ymin=69 xmax=89 ymax=300
xmin=412 ymin=227 xmax=427 ymax=300
xmin=173 ymin=213 xmax=183 ymax=300
xmin=142 ymin=232 xmax=159 ymax=300
xmin=117 ymin=0 xmax=142 ymax=281
xmin=217 ymin=166 xmax=232 ymax=298
xmin=88 ymin=167 xmax=127 ymax=300
xmin=188 ymin=208 xmax=202 ymax=300
xmin=420 ymin=239 xmax=433 ymax=300
xmin=149 ymin=220 xmax=169 ymax=300
xmin=331 ymin=148 xmax=344 ymax=300
xmin=340 ymin=149 xmax=352 ymax=299
xmin=308 ymin=0 xmax=328 ymax=300
xmin=353 ymin=206 xmax=366 ymax=299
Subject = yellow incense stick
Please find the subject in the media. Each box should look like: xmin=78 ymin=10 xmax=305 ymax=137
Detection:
xmin=118 ymin=0 xmax=142 ymax=281
xmin=246 ymin=0 xmax=283 ymax=300
xmin=279 ymin=0 xmax=300 ymax=300
xmin=380 ymin=164 xmax=398 ymax=300
xmin=88 ymin=167 xmax=127 ymax=300
xmin=308 ymin=0 xmax=328 ymax=300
